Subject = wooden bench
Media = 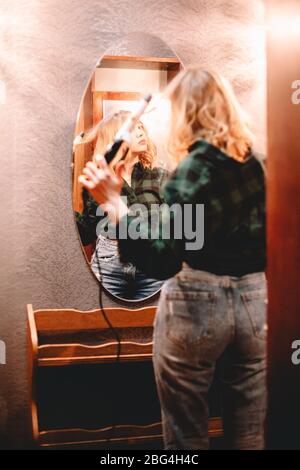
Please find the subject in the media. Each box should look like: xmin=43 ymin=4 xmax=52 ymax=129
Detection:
xmin=27 ymin=304 xmax=223 ymax=448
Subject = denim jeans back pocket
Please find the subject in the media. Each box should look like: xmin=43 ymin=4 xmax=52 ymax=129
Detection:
xmin=241 ymin=289 xmax=267 ymax=340
xmin=98 ymin=252 xmax=119 ymax=263
xmin=165 ymin=290 xmax=216 ymax=348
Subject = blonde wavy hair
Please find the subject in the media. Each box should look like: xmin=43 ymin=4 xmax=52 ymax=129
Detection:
xmin=78 ymin=110 xmax=157 ymax=169
xmin=164 ymin=66 xmax=254 ymax=163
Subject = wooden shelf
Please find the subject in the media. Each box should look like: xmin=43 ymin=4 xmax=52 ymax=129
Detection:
xmin=28 ymin=305 xmax=156 ymax=366
xmin=39 ymin=422 xmax=163 ymax=448
xmin=27 ymin=304 xmax=162 ymax=448
xmin=27 ymin=304 xmax=223 ymax=449
xmin=98 ymin=55 xmax=181 ymax=71
xmin=38 ymin=342 xmax=153 ymax=367
xmin=38 ymin=417 xmax=223 ymax=449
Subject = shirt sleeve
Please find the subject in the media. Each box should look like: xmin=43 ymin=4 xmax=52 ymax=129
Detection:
xmin=117 ymin=204 xmax=185 ymax=280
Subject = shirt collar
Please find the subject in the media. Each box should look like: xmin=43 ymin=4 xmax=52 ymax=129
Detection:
xmin=188 ymin=139 xmax=252 ymax=164
xmin=188 ymin=139 xmax=227 ymax=159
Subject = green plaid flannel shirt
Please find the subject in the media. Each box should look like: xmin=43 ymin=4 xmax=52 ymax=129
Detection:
xmin=75 ymin=161 xmax=171 ymax=246
xmin=117 ymin=139 xmax=266 ymax=279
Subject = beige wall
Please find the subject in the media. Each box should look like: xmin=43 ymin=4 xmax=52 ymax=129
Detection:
xmin=94 ymin=68 xmax=168 ymax=93
xmin=0 ymin=0 xmax=265 ymax=448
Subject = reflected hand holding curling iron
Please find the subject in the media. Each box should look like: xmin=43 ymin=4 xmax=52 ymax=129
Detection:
xmin=102 ymin=93 xmax=152 ymax=168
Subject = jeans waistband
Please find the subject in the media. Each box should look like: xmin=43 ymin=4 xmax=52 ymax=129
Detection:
xmin=177 ymin=262 xmax=266 ymax=288
xmin=97 ymin=233 xmax=118 ymax=246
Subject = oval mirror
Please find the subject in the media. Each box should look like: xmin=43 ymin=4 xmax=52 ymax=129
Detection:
xmin=72 ymin=33 xmax=183 ymax=302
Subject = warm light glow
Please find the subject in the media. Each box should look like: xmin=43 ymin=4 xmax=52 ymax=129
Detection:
xmin=144 ymin=93 xmax=171 ymax=116
xmin=141 ymin=93 xmax=173 ymax=169
xmin=267 ymin=17 xmax=300 ymax=36
xmin=0 ymin=80 xmax=6 ymax=105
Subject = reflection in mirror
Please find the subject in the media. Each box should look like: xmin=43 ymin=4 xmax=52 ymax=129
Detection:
xmin=73 ymin=44 xmax=182 ymax=301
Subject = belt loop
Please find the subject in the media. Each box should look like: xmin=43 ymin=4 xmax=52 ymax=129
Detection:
xmin=222 ymin=276 xmax=231 ymax=288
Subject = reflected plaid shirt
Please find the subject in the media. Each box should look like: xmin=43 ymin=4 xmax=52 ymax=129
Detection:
xmin=75 ymin=161 xmax=171 ymax=246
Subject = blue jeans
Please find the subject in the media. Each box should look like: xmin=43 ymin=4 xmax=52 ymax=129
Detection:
xmin=153 ymin=263 xmax=267 ymax=450
xmin=91 ymin=235 xmax=164 ymax=300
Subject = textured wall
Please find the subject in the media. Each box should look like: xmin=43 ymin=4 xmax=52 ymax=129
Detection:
xmin=0 ymin=0 xmax=265 ymax=448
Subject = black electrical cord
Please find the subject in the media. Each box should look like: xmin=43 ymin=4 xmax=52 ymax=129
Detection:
xmin=92 ymin=242 xmax=122 ymax=443
xmin=92 ymin=144 xmax=130 ymax=443
xmin=94 ymin=144 xmax=129 ymax=363
xmin=94 ymin=242 xmax=122 ymax=362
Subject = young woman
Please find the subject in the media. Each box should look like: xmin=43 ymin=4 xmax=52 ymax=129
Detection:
xmin=76 ymin=110 xmax=169 ymax=300
xmin=79 ymin=67 xmax=267 ymax=449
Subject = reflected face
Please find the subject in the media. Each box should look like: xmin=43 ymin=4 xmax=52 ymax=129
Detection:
xmin=131 ymin=121 xmax=148 ymax=153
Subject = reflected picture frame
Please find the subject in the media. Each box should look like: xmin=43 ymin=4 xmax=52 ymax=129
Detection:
xmin=93 ymin=91 xmax=142 ymax=124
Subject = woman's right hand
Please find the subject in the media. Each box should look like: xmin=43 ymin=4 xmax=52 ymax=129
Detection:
xmin=78 ymin=154 xmax=129 ymax=224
